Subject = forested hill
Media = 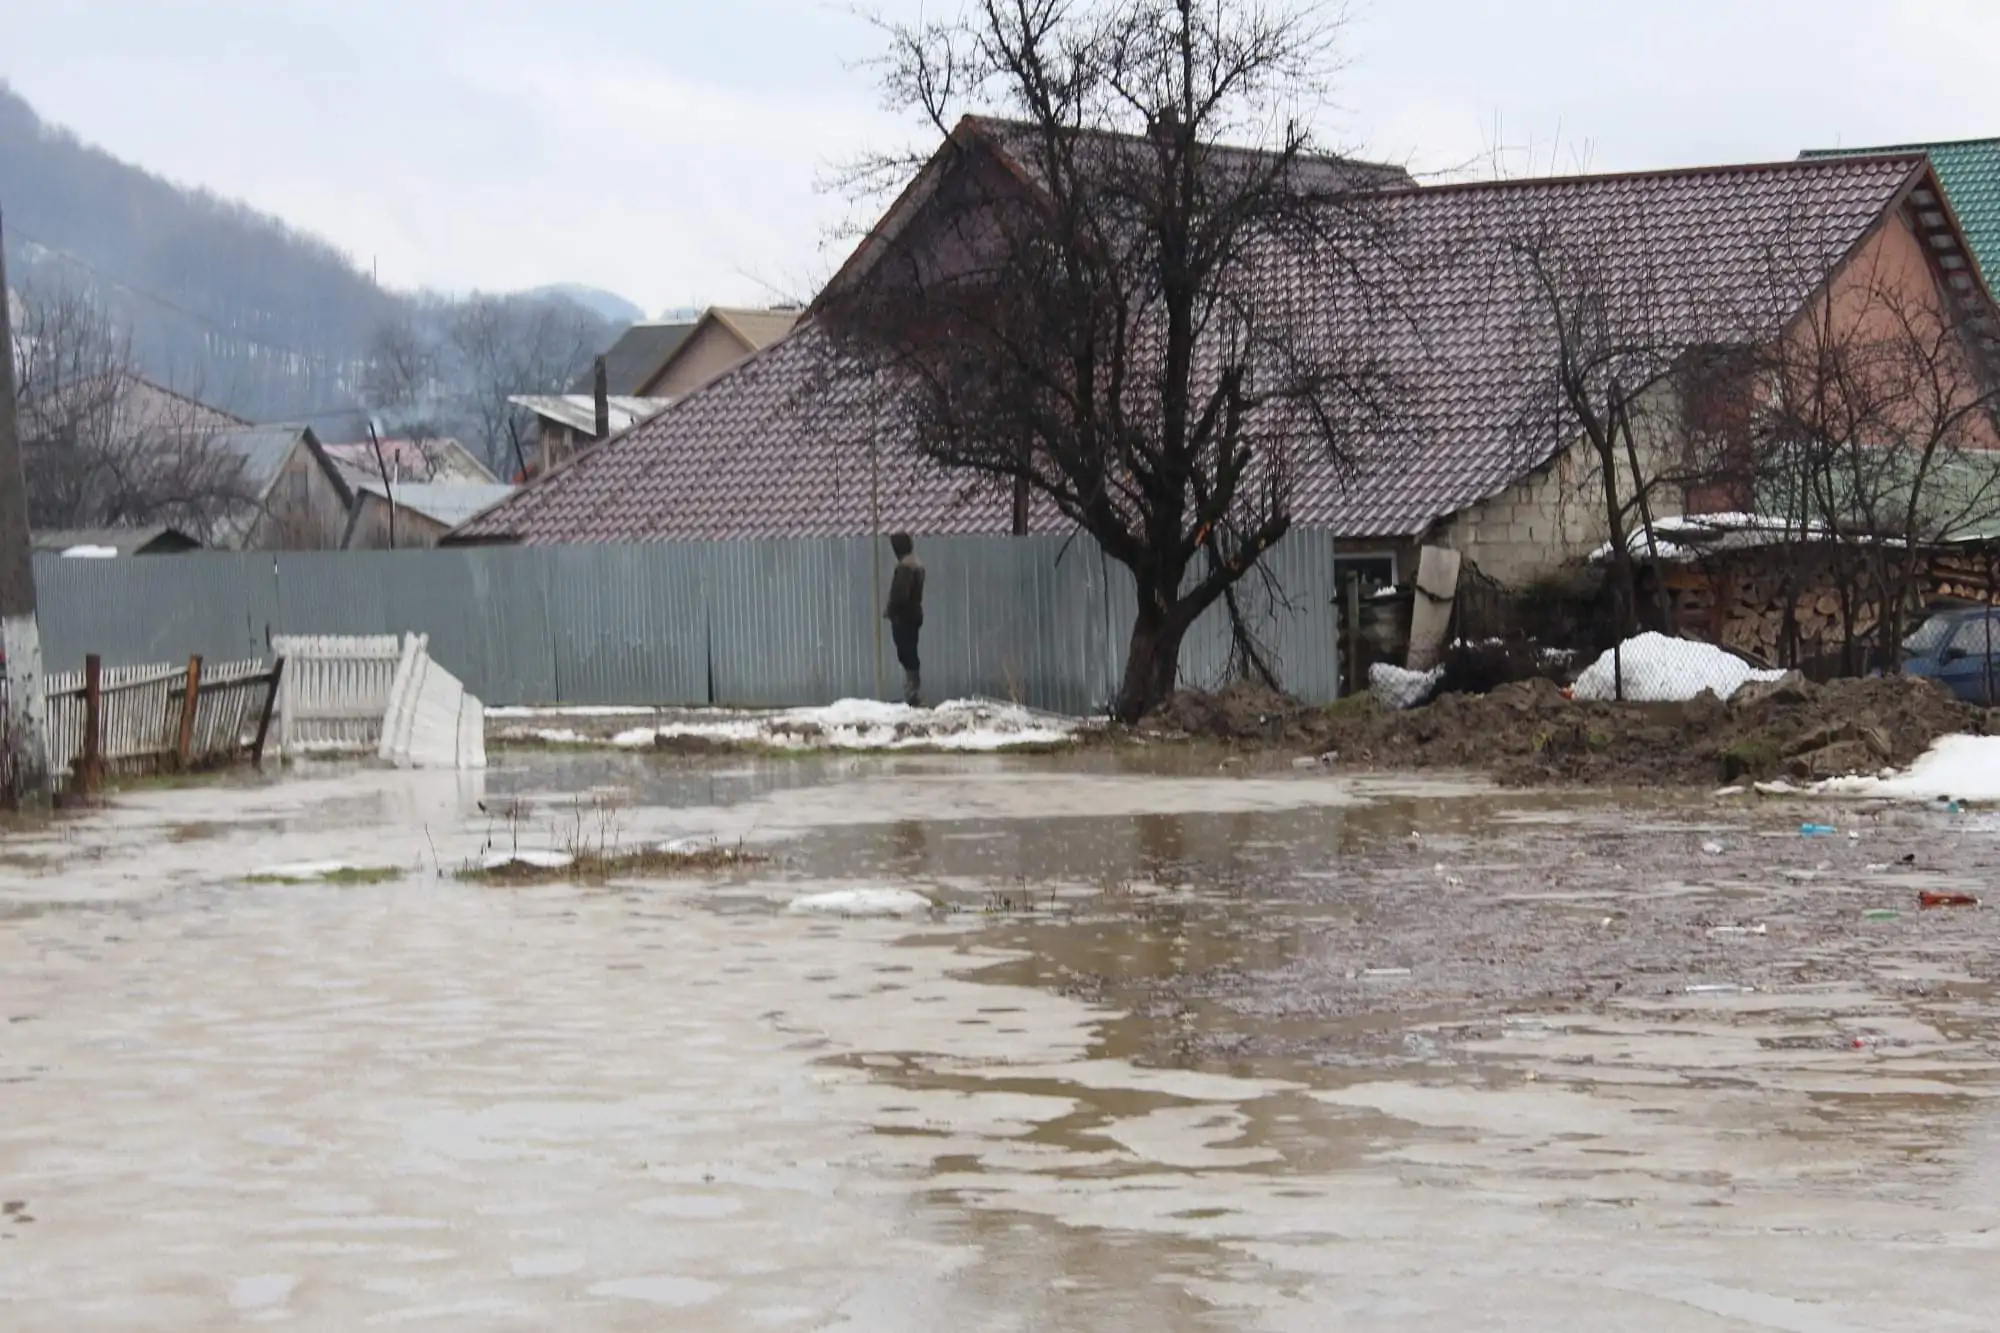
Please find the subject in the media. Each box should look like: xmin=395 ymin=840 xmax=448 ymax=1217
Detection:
xmin=0 ymin=84 xmax=625 ymax=434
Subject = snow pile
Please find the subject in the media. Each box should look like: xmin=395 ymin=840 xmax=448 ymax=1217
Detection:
xmin=616 ymin=699 xmax=1082 ymax=753
xmin=60 ymin=545 xmax=119 ymax=559
xmin=1570 ymin=633 xmax=1786 ymax=703
xmin=1820 ymin=734 xmax=2000 ymax=802
xmin=786 ymin=888 xmax=935 ymax=917
xmin=1369 ymin=663 xmax=1442 ymax=711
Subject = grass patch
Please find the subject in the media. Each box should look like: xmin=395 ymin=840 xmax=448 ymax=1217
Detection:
xmin=457 ymin=843 xmax=765 ymax=887
xmin=1720 ymin=735 xmax=1782 ymax=781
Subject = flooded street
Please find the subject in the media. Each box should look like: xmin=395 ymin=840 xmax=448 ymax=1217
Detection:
xmin=3 ymin=753 xmax=1999 ymax=1330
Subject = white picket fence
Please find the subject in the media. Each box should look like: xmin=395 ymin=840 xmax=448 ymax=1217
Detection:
xmin=272 ymin=633 xmax=483 ymax=769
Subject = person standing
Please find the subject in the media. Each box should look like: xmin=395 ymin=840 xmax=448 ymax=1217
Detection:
xmin=884 ymin=532 xmax=926 ymax=706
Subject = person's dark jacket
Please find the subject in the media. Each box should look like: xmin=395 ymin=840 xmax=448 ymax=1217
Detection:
xmin=885 ymin=555 xmax=925 ymax=626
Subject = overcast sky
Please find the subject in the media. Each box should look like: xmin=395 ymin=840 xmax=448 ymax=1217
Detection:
xmin=2 ymin=0 xmax=1994 ymax=316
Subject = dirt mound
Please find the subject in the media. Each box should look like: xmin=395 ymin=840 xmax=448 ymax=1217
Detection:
xmin=1147 ymin=679 xmax=1328 ymax=745
xmin=1155 ymin=674 xmax=1988 ymax=787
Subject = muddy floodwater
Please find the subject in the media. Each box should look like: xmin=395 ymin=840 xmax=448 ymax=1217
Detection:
xmin=3 ymin=751 xmax=1998 ymax=1330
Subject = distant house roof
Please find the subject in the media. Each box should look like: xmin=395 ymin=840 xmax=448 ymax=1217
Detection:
xmin=571 ymin=321 xmax=695 ymax=395
xmin=31 ymin=524 xmax=201 ymax=556
xmin=625 ymin=307 xmax=804 ymax=397
xmin=508 ymin=395 xmax=672 ymax=436
xmin=204 ymin=424 xmax=348 ymax=507
xmin=351 ymin=481 xmax=518 ymax=528
xmin=115 ymin=376 xmax=248 ymax=438
xmin=322 ymin=437 xmax=497 ymax=485
xmin=458 ymin=151 xmax=1946 ymax=546
xmin=1804 ymin=138 xmax=2000 ymax=283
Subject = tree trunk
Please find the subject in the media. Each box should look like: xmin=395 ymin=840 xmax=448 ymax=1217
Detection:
xmin=1114 ymin=600 xmax=1191 ymax=724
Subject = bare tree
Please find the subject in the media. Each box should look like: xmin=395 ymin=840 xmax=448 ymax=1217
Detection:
xmin=1746 ymin=240 xmax=2000 ymax=673
xmin=822 ymin=0 xmax=1402 ymax=721
xmin=445 ymin=295 xmax=602 ymax=475
xmin=11 ymin=278 xmax=254 ymax=540
xmin=1500 ymin=210 xmax=1762 ymax=647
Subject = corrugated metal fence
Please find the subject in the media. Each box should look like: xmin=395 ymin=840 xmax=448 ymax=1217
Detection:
xmin=30 ymin=531 xmax=1341 ymax=712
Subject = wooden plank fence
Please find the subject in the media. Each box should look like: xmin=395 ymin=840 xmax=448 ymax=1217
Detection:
xmin=12 ymin=655 xmax=285 ymax=793
xmin=271 ymin=634 xmax=403 ymax=756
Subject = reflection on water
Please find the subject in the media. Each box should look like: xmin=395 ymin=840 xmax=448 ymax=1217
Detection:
xmin=5 ymin=747 xmax=1999 ymax=1329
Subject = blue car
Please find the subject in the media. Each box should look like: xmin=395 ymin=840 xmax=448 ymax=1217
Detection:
xmin=1904 ymin=606 xmax=2000 ymax=705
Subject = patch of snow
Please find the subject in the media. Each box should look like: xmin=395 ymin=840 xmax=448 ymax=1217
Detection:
xmin=1369 ymin=663 xmax=1441 ymax=711
xmin=618 ymin=699 xmax=1080 ymax=753
xmin=1586 ymin=513 xmax=1875 ymax=565
xmin=1570 ymin=633 xmax=1786 ymax=703
xmin=486 ymin=706 xmax=660 ymax=718
xmin=249 ymin=861 xmax=365 ymax=882
xmin=59 ymin=544 xmax=119 ymax=559
xmin=786 ymin=888 xmax=935 ymax=917
xmin=1819 ymin=734 xmax=2000 ymax=802
xmin=475 ymin=849 xmax=574 ymax=871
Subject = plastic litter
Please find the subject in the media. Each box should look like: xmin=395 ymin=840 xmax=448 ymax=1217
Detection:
xmin=1700 ymin=841 xmax=1725 ymax=856
xmin=1863 ymin=908 xmax=1901 ymax=921
xmin=1706 ymin=924 xmax=1767 ymax=937
xmin=1362 ymin=967 xmax=1413 ymax=979
xmin=1685 ymin=983 xmax=1753 ymax=995
xmin=1917 ymin=891 xmax=1979 ymax=910
xmin=1800 ymin=823 xmax=1837 ymax=836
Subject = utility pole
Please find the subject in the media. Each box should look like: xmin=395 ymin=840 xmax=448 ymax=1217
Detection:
xmin=0 ymin=211 xmax=51 ymax=808
xmin=592 ymin=356 xmax=610 ymax=442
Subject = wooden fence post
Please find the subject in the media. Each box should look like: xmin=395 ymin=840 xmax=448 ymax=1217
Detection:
xmin=176 ymin=655 xmax=203 ymax=769
xmin=80 ymin=653 xmax=102 ymax=794
xmin=251 ymin=657 xmax=285 ymax=769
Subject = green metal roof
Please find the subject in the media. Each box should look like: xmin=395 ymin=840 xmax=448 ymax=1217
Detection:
xmin=1804 ymin=138 xmax=2000 ymax=286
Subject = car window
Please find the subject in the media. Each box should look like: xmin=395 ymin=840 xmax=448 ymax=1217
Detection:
xmin=1956 ymin=615 xmax=2000 ymax=656
xmin=1905 ymin=614 xmax=1960 ymax=656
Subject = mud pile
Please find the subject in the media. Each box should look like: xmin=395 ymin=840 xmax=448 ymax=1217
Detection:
xmin=1148 ymin=674 xmax=1988 ymax=787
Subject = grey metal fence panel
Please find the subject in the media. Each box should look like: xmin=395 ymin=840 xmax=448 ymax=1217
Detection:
xmin=34 ymin=551 xmax=274 ymax=673
xmin=270 ymin=548 xmax=559 ymax=704
xmin=704 ymin=537 xmax=880 ymax=708
xmin=27 ymin=531 xmax=1342 ymax=711
xmin=547 ymin=544 xmax=708 ymax=706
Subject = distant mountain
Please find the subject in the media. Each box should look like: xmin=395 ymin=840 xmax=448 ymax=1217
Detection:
xmin=0 ymin=82 xmax=615 ymax=456
xmin=523 ymin=284 xmax=645 ymax=326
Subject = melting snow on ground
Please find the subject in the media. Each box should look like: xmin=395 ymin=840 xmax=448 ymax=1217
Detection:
xmin=247 ymin=861 xmax=368 ymax=882
xmin=1819 ymin=734 xmax=2000 ymax=803
xmin=610 ymin=699 xmax=1082 ymax=753
xmin=786 ymin=888 xmax=935 ymax=917
xmin=1569 ymin=632 xmax=1787 ymax=703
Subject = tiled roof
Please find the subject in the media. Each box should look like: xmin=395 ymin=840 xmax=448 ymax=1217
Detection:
xmin=458 ymin=154 xmax=1929 ymax=545
xmin=1805 ymin=138 xmax=2000 ymax=284
xmin=457 ymin=325 xmax=1024 ymax=543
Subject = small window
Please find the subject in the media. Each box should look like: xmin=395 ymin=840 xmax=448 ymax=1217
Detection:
xmin=1334 ymin=553 xmax=1397 ymax=592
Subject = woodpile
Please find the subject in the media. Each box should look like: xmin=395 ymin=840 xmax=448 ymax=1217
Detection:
xmin=1664 ymin=558 xmax=1880 ymax=665
xmin=1927 ymin=546 xmax=2000 ymax=604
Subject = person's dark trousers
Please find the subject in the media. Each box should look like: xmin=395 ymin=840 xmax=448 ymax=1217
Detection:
xmin=890 ymin=617 xmax=922 ymax=706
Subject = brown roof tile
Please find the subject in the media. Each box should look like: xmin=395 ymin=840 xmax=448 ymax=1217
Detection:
xmin=458 ymin=153 xmax=1930 ymax=545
